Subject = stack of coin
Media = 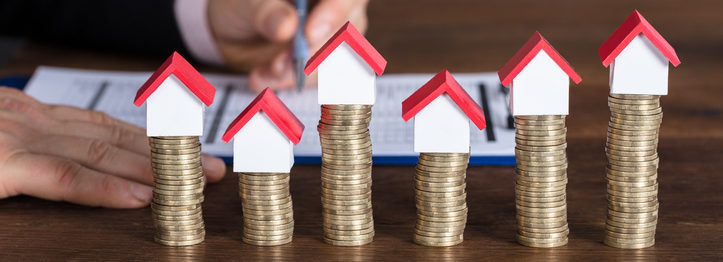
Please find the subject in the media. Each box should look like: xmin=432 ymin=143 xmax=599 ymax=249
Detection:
xmin=413 ymin=152 xmax=469 ymax=247
xmin=149 ymin=136 xmax=206 ymax=246
xmin=238 ymin=172 xmax=294 ymax=246
xmin=604 ymin=94 xmax=662 ymax=249
xmin=514 ymin=115 xmax=569 ymax=248
xmin=318 ymin=104 xmax=375 ymax=246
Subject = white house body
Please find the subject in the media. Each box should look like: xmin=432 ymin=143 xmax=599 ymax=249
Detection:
xmin=510 ymin=50 xmax=569 ymax=116
xmin=232 ymin=111 xmax=294 ymax=173
xmin=414 ymin=94 xmax=470 ymax=153
xmin=609 ymin=34 xmax=669 ymax=95
xmin=146 ymin=74 xmax=205 ymax=136
xmin=317 ymin=42 xmax=376 ymax=105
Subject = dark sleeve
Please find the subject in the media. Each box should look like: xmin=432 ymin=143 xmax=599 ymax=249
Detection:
xmin=0 ymin=0 xmax=188 ymax=58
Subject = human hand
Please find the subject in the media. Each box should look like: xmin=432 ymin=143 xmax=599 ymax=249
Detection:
xmin=207 ymin=0 xmax=370 ymax=92
xmin=0 ymin=87 xmax=226 ymax=208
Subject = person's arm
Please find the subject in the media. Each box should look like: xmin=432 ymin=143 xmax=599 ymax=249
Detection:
xmin=0 ymin=0 xmax=186 ymax=58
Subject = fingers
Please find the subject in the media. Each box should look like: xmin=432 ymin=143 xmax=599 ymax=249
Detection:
xmin=50 ymin=120 xmax=150 ymax=156
xmin=201 ymin=154 xmax=226 ymax=183
xmin=6 ymin=152 xmax=153 ymax=208
xmin=249 ymin=50 xmax=295 ymax=92
xmin=46 ymin=105 xmax=146 ymax=134
xmin=248 ymin=0 xmax=299 ymax=42
xmin=28 ymin=135 xmax=154 ymax=185
xmin=306 ymin=0 xmax=369 ymax=45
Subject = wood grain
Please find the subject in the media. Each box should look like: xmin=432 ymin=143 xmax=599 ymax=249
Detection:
xmin=1 ymin=0 xmax=721 ymax=260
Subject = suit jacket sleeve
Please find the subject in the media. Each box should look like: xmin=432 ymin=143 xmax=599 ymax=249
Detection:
xmin=0 ymin=0 xmax=187 ymax=58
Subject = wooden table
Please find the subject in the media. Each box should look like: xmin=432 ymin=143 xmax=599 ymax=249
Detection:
xmin=1 ymin=1 xmax=721 ymax=260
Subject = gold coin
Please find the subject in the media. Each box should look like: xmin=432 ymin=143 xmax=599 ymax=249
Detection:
xmin=515 ymin=174 xmax=567 ymax=183
xmin=153 ymin=187 xmax=204 ymax=196
xmin=324 ymin=220 xmax=374 ymax=231
xmin=608 ymin=96 xmax=660 ymax=105
xmin=516 ymin=236 xmax=567 ymax=248
xmin=418 ymin=154 xmax=470 ymax=162
xmin=514 ymin=118 xmax=566 ymax=126
xmin=417 ymin=208 xmax=467 ymax=218
xmin=515 ymin=159 xmax=568 ymax=168
xmin=516 ymin=194 xmax=566 ymax=203
xmin=607 ymin=183 xmax=658 ymax=193
xmin=242 ymin=237 xmax=292 ymax=246
xmin=605 ymin=223 xmax=656 ymax=234
xmin=154 ymin=182 xmax=204 ymax=191
xmin=415 ymin=229 xmax=464 ymax=238
xmin=324 ymin=237 xmax=374 ymax=246
xmin=518 ymin=228 xmax=569 ymax=239
xmin=605 ymin=218 xmax=657 ymax=229
xmin=416 ymin=160 xmax=469 ymax=169
xmin=515 ymin=143 xmax=567 ymax=152
xmin=607 ymin=127 xmax=658 ymax=136
xmin=516 ymin=188 xmax=565 ymax=198
xmin=607 ymin=214 xmax=657 ymax=224
xmin=412 ymin=234 xmax=463 ymax=244
xmin=515 ymin=115 xmax=565 ymax=120
xmin=516 ymin=138 xmax=566 ymax=147
xmin=416 ymin=214 xmax=467 ymax=223
xmin=154 ymin=236 xmax=204 ymax=246
xmin=415 ymin=175 xmax=465 ymax=183
xmin=607 ymin=153 xmax=659 ymax=162
xmin=244 ymin=220 xmax=294 ymax=231
xmin=604 ymin=239 xmax=654 ymax=249
xmin=322 ymin=212 xmax=373 ymax=221
xmin=517 ymin=209 xmax=567 ymax=218
xmin=608 ymin=101 xmax=661 ymax=110
xmin=517 ymin=220 xmax=568 ymax=230
xmin=515 ymin=124 xmax=566 ymax=132
xmin=516 ymin=128 xmax=567 ymax=136
xmin=517 ymin=223 xmax=568 ymax=234
xmin=609 ymin=106 xmax=663 ymax=116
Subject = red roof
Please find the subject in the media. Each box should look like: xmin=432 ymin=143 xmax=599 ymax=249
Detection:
xmin=304 ymin=21 xmax=387 ymax=76
xmin=498 ymin=32 xmax=582 ymax=87
xmin=134 ymin=52 xmax=215 ymax=106
xmin=599 ymin=10 xmax=680 ymax=67
xmin=402 ymin=70 xmax=487 ymax=130
xmin=222 ymin=88 xmax=305 ymax=144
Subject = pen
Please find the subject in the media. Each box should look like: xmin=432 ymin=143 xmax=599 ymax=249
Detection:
xmin=293 ymin=0 xmax=309 ymax=91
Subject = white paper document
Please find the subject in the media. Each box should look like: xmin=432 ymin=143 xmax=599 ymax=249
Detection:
xmin=24 ymin=66 xmax=516 ymax=165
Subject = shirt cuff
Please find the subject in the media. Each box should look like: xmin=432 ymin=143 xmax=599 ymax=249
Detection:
xmin=174 ymin=0 xmax=226 ymax=66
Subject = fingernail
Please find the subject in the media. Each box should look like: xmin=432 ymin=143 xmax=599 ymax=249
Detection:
xmin=202 ymin=154 xmax=225 ymax=177
xmin=273 ymin=60 xmax=289 ymax=76
xmin=310 ymin=23 xmax=332 ymax=43
xmin=266 ymin=9 xmax=288 ymax=39
xmin=130 ymin=183 xmax=152 ymax=203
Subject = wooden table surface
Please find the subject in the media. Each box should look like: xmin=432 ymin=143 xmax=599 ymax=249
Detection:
xmin=1 ymin=1 xmax=721 ymax=261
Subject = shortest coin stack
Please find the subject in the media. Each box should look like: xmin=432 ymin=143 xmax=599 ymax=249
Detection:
xmin=514 ymin=115 xmax=569 ymax=248
xmin=413 ymin=152 xmax=470 ymax=247
xmin=238 ymin=172 xmax=294 ymax=246
xmin=604 ymin=94 xmax=662 ymax=249
xmin=149 ymin=136 xmax=206 ymax=246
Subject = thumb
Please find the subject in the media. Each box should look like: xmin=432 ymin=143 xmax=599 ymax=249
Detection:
xmin=249 ymin=0 xmax=299 ymax=42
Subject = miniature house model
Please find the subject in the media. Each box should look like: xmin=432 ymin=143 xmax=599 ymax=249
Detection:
xmin=498 ymin=32 xmax=581 ymax=116
xmin=304 ymin=21 xmax=387 ymax=105
xmin=222 ymin=88 xmax=305 ymax=173
xmin=402 ymin=70 xmax=487 ymax=153
xmin=599 ymin=10 xmax=681 ymax=95
xmin=134 ymin=52 xmax=216 ymax=136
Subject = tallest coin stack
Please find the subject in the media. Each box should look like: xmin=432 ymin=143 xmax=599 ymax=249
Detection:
xmin=149 ymin=136 xmax=206 ymax=246
xmin=318 ymin=105 xmax=375 ymax=246
xmin=604 ymin=94 xmax=662 ymax=249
